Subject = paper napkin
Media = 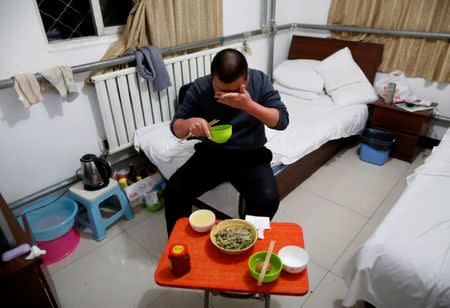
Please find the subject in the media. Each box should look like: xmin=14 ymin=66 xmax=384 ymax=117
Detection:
xmin=245 ymin=215 xmax=270 ymax=239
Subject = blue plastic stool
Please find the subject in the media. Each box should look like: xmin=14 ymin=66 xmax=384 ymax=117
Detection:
xmin=69 ymin=179 xmax=134 ymax=241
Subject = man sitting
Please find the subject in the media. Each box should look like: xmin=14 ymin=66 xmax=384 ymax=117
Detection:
xmin=164 ymin=48 xmax=289 ymax=234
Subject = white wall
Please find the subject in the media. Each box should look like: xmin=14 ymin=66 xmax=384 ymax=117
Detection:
xmin=0 ymin=1 xmax=114 ymax=204
xmin=274 ymin=0 xmax=332 ymax=67
xmin=0 ymin=0 xmax=269 ymax=203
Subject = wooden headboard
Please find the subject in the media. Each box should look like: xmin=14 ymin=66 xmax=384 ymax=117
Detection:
xmin=287 ymin=35 xmax=384 ymax=84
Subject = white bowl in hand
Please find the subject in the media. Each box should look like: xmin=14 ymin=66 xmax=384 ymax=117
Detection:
xmin=189 ymin=209 xmax=216 ymax=232
xmin=278 ymin=245 xmax=309 ymax=273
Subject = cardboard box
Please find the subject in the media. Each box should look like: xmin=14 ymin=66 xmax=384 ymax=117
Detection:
xmin=124 ymin=173 xmax=162 ymax=207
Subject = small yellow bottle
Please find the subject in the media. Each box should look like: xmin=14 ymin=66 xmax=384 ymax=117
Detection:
xmin=118 ymin=178 xmax=128 ymax=189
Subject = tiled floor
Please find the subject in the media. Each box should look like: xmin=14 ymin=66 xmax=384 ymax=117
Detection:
xmin=49 ymin=146 xmax=428 ymax=308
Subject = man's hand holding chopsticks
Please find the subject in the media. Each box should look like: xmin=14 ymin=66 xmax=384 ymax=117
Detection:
xmin=184 ymin=117 xmax=212 ymax=139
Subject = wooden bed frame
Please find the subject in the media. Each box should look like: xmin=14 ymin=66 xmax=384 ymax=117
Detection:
xmin=275 ymin=35 xmax=384 ymax=200
xmin=197 ymin=35 xmax=384 ymax=218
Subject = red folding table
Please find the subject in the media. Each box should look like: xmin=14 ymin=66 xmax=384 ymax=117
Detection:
xmin=154 ymin=218 xmax=309 ymax=307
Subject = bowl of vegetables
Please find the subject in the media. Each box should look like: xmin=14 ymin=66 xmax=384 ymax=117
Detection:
xmin=210 ymin=219 xmax=258 ymax=255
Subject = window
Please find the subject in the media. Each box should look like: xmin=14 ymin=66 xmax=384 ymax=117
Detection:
xmin=37 ymin=0 xmax=133 ymax=42
xmin=90 ymin=0 xmax=133 ymax=36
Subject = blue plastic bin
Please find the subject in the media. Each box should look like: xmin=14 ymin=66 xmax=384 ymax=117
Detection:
xmin=17 ymin=196 xmax=78 ymax=242
xmin=359 ymin=128 xmax=396 ymax=166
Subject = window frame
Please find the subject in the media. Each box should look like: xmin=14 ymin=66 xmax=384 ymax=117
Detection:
xmin=90 ymin=0 xmax=126 ymax=36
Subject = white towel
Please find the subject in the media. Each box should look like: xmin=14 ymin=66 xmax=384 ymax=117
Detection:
xmin=41 ymin=65 xmax=79 ymax=102
xmin=13 ymin=74 xmax=43 ymax=108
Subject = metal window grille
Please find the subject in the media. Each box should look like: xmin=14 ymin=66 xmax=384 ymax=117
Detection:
xmin=37 ymin=0 xmax=96 ymax=41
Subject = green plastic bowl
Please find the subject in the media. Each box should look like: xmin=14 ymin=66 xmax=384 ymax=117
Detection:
xmin=210 ymin=124 xmax=232 ymax=144
xmin=248 ymin=251 xmax=283 ymax=283
xmin=145 ymin=201 xmax=163 ymax=212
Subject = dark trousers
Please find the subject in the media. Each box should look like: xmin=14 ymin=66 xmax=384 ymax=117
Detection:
xmin=163 ymin=144 xmax=280 ymax=235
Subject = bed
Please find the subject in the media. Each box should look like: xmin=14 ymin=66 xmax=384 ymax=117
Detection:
xmin=133 ymin=35 xmax=384 ymax=218
xmin=342 ymin=128 xmax=450 ymax=307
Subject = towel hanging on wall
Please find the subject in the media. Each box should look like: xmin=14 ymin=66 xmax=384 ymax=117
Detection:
xmin=41 ymin=66 xmax=79 ymax=102
xmin=13 ymin=74 xmax=43 ymax=108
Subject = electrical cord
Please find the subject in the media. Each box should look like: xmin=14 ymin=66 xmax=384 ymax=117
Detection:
xmin=18 ymin=188 xmax=69 ymax=216
xmin=21 ymin=167 xmax=109 ymax=216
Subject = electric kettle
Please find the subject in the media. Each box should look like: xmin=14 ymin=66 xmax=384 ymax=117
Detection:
xmin=77 ymin=154 xmax=112 ymax=191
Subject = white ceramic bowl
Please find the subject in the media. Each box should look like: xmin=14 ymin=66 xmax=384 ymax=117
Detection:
xmin=278 ymin=245 xmax=309 ymax=273
xmin=189 ymin=209 xmax=216 ymax=232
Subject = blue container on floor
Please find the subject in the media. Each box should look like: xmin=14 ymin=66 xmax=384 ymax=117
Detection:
xmin=359 ymin=128 xmax=396 ymax=166
xmin=17 ymin=196 xmax=78 ymax=242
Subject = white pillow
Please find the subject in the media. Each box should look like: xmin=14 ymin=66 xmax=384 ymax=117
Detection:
xmin=273 ymin=59 xmax=324 ymax=93
xmin=315 ymin=47 xmax=369 ymax=92
xmin=273 ymin=82 xmax=323 ymax=101
xmin=329 ymin=82 xmax=378 ymax=108
xmin=314 ymin=47 xmax=377 ymax=107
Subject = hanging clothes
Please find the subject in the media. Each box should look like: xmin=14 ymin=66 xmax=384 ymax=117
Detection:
xmin=134 ymin=46 xmax=171 ymax=91
xmin=40 ymin=66 xmax=79 ymax=102
xmin=87 ymin=0 xmax=223 ymax=83
xmin=13 ymin=74 xmax=43 ymax=108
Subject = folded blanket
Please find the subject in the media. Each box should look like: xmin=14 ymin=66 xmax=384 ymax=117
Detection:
xmin=135 ymin=46 xmax=171 ymax=91
xmin=41 ymin=66 xmax=79 ymax=102
xmin=13 ymin=74 xmax=43 ymax=108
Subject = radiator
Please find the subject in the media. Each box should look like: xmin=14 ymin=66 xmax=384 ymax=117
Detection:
xmin=92 ymin=43 xmax=240 ymax=154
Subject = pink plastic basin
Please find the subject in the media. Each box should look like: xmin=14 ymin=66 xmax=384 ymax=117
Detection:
xmin=37 ymin=227 xmax=80 ymax=265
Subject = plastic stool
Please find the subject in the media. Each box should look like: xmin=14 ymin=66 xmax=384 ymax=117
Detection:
xmin=69 ymin=179 xmax=134 ymax=241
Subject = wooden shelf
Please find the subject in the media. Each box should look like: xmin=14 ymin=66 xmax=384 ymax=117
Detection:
xmin=0 ymin=194 xmax=60 ymax=307
xmin=371 ymin=100 xmax=436 ymax=162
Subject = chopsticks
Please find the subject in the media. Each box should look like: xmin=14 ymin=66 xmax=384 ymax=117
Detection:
xmin=208 ymin=119 xmax=220 ymax=127
xmin=177 ymin=119 xmax=220 ymax=143
xmin=257 ymin=240 xmax=275 ymax=286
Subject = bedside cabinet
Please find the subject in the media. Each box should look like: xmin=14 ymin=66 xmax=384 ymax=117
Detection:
xmin=0 ymin=194 xmax=60 ymax=307
xmin=371 ymin=100 xmax=435 ymax=162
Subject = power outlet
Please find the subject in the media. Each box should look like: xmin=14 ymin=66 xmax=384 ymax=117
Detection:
xmin=97 ymin=138 xmax=109 ymax=154
xmin=102 ymin=138 xmax=110 ymax=151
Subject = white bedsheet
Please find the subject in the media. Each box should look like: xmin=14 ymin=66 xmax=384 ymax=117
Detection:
xmin=267 ymin=93 xmax=368 ymax=165
xmin=342 ymin=128 xmax=450 ymax=307
xmin=134 ymin=94 xmax=368 ymax=217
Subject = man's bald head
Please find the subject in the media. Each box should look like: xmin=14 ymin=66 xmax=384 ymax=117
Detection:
xmin=211 ymin=49 xmax=248 ymax=83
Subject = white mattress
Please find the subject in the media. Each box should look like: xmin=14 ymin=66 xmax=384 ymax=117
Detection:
xmin=266 ymin=93 xmax=368 ymax=165
xmin=134 ymin=94 xmax=368 ymax=217
xmin=342 ymin=128 xmax=450 ymax=307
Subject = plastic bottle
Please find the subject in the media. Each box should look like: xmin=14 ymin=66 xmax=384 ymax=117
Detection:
xmin=128 ymin=164 xmax=138 ymax=183
xmin=168 ymin=244 xmax=191 ymax=276
xmin=1 ymin=244 xmax=31 ymax=262
xmin=144 ymin=191 xmax=163 ymax=212
xmin=118 ymin=178 xmax=128 ymax=189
